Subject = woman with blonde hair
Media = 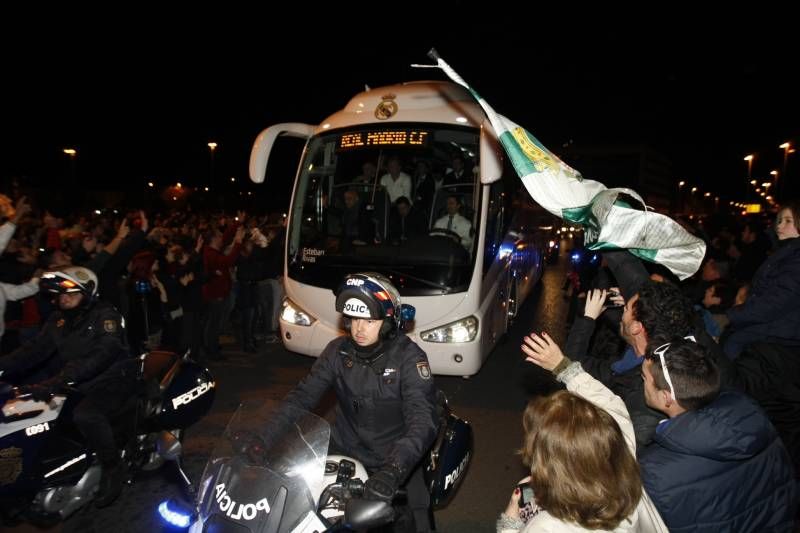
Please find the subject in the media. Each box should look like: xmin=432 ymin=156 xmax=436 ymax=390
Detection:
xmin=498 ymin=293 xmax=667 ymax=533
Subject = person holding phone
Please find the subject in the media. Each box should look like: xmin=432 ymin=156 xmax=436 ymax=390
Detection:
xmin=497 ymin=331 xmax=667 ymax=532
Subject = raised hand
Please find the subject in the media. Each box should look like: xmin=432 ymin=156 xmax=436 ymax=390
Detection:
xmin=116 ymin=218 xmax=130 ymax=240
xmin=234 ymin=225 xmax=246 ymax=244
xmin=608 ymin=286 xmax=625 ymax=307
xmin=138 ymin=210 xmax=149 ymax=232
xmin=13 ymin=196 xmax=31 ymax=222
xmin=583 ymin=289 xmax=608 ymax=320
xmin=521 ymin=332 xmax=564 ymax=371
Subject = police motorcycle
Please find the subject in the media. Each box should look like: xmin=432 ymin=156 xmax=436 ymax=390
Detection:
xmin=0 ymin=348 xmax=215 ymax=524
xmin=159 ymin=398 xmax=471 ymax=532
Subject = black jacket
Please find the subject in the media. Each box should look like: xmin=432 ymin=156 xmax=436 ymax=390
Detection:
xmin=564 ymin=316 xmax=664 ymax=450
xmin=725 ymin=237 xmax=800 ymax=357
xmin=639 ymin=391 xmax=797 ymax=532
xmin=282 ymin=334 xmax=438 ymax=477
xmin=0 ymin=300 xmax=133 ymax=391
xmin=565 ymin=314 xmax=729 ymax=449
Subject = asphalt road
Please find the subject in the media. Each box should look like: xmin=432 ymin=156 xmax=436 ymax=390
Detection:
xmin=6 ymin=257 xmax=570 ymax=533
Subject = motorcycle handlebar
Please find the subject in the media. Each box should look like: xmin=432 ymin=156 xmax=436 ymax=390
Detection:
xmin=319 ymin=479 xmax=407 ymax=510
xmin=9 ymin=382 xmax=78 ymax=401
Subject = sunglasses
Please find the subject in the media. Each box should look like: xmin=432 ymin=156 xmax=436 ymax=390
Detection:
xmin=650 ymin=335 xmax=696 ymax=402
xmin=652 ymin=343 xmax=676 ymax=402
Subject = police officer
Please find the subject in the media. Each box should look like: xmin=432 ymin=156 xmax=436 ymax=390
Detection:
xmin=282 ymin=272 xmax=438 ymax=532
xmin=0 ymin=266 xmax=136 ymax=507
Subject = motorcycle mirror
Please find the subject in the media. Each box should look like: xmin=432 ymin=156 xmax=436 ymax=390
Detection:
xmin=156 ymin=430 xmax=183 ymax=461
xmin=344 ymin=498 xmax=394 ymax=530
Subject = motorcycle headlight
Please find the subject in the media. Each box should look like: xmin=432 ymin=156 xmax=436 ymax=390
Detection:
xmin=420 ymin=316 xmax=478 ymax=343
xmin=280 ymin=298 xmax=315 ymax=327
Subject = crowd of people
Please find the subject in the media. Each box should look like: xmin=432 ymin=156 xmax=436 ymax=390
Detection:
xmin=0 ymin=186 xmax=797 ymax=530
xmin=497 ymin=200 xmax=800 ymax=532
xmin=0 ymin=193 xmax=291 ymax=507
xmin=0 ymin=195 xmax=287 ymax=361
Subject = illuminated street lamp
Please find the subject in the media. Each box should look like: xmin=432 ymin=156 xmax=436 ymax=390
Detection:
xmin=676 ymin=181 xmax=686 ymax=213
xmin=744 ymin=154 xmax=754 ymax=178
xmin=780 ymin=142 xmax=791 ymax=177
xmin=63 ymin=148 xmax=77 ymax=185
xmin=208 ymin=142 xmax=218 ymax=185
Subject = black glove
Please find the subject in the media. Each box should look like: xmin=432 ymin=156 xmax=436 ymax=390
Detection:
xmin=20 ymin=383 xmax=57 ymax=402
xmin=364 ymin=466 xmax=401 ymax=502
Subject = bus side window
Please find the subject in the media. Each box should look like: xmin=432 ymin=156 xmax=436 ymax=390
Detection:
xmin=483 ymin=180 xmax=506 ymax=275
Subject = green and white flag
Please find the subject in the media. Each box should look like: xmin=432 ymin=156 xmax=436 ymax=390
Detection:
xmin=423 ymin=52 xmax=706 ymax=280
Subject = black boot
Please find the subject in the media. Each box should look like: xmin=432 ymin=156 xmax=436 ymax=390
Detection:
xmin=95 ymin=461 xmax=126 ymax=508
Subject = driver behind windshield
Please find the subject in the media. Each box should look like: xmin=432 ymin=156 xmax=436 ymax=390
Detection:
xmin=433 ymin=195 xmax=473 ymax=250
xmin=280 ymin=272 xmax=438 ymax=532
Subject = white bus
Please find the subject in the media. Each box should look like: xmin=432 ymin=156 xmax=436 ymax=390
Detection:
xmin=249 ymin=81 xmax=551 ymax=376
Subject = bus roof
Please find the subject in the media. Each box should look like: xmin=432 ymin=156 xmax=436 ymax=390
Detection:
xmin=317 ymin=81 xmax=486 ymax=133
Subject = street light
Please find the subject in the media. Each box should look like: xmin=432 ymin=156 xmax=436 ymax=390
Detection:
xmin=63 ymin=148 xmax=77 ymax=185
xmin=778 ymin=142 xmax=791 ymax=201
xmin=744 ymin=154 xmax=754 ymax=176
xmin=208 ymin=142 xmax=218 ymax=186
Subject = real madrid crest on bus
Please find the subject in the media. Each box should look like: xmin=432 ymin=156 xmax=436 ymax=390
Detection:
xmin=374 ymin=94 xmax=398 ymax=120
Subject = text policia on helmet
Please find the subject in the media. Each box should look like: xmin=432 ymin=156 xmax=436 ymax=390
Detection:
xmin=343 ymin=298 xmax=371 ymax=318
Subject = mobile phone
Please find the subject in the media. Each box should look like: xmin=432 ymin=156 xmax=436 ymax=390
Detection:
xmin=517 ymin=483 xmax=534 ymax=508
xmin=606 ymin=289 xmax=624 ymax=307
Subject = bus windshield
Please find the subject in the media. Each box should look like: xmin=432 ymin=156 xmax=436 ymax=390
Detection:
xmin=287 ymin=124 xmax=481 ymax=296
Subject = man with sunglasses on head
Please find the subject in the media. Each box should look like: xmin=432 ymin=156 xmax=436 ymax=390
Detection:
xmin=638 ymin=339 xmax=796 ymax=532
xmin=563 ymin=282 xmax=698 ymax=450
xmin=563 ymin=249 xmax=729 ymax=450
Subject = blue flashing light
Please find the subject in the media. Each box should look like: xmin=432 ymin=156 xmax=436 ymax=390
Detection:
xmin=571 ymin=252 xmax=581 ymax=262
xmin=590 ymin=253 xmax=599 ymax=264
xmin=498 ymin=243 xmax=514 ymax=260
xmin=400 ymin=304 xmax=416 ymax=322
xmin=158 ymin=500 xmax=192 ymax=529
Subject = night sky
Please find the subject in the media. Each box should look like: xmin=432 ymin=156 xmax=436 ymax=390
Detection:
xmin=2 ymin=9 xmax=797 ymax=209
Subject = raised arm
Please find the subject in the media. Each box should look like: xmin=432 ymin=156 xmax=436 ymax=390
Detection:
xmin=522 ymin=331 xmax=636 ymax=453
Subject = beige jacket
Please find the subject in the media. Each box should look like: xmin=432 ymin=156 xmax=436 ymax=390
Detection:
xmin=499 ymin=364 xmax=668 ymax=533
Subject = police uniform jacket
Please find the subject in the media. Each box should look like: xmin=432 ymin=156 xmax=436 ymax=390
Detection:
xmin=0 ymin=300 xmax=132 ymax=391
xmin=283 ymin=333 xmax=438 ymax=477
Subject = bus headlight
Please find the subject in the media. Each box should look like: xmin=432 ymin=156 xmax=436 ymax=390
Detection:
xmin=420 ymin=316 xmax=478 ymax=343
xmin=281 ymin=298 xmax=315 ymax=326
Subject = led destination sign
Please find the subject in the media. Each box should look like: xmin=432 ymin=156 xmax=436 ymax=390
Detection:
xmin=338 ymin=130 xmax=430 ymax=150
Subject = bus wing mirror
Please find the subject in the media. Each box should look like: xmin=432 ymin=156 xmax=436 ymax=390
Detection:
xmin=249 ymin=123 xmax=315 ymax=184
xmin=479 ymin=119 xmax=503 ymax=184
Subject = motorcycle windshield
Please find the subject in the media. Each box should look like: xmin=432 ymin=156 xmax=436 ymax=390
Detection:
xmin=194 ymin=401 xmax=330 ymax=532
